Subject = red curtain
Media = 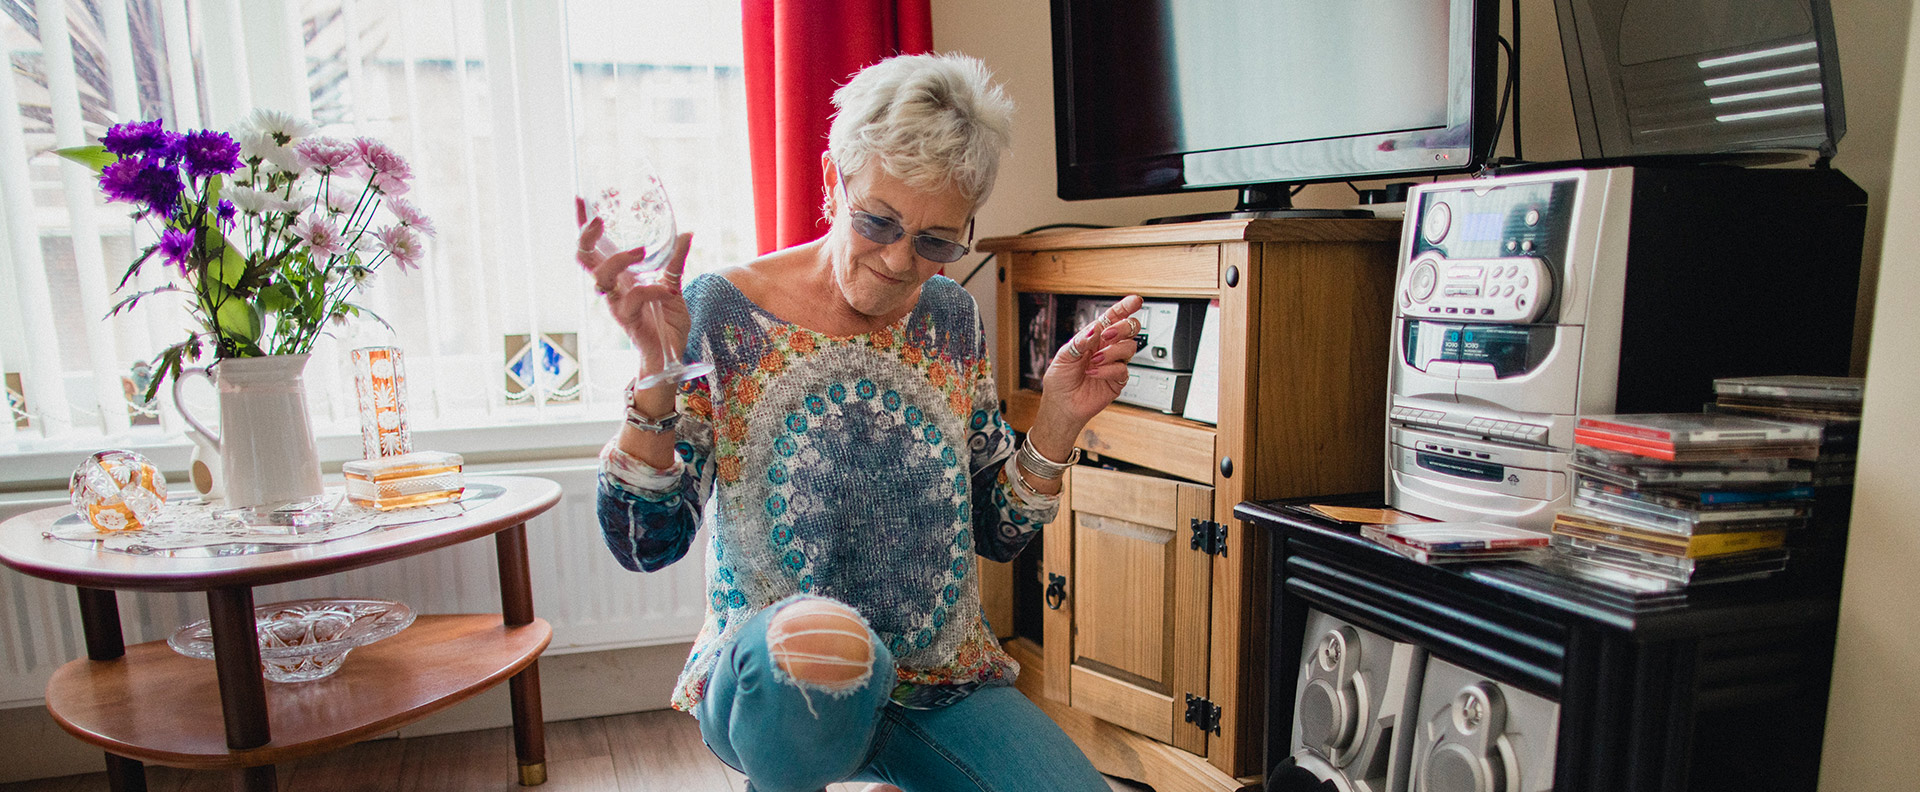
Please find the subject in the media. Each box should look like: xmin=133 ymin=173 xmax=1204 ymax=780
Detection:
xmin=743 ymin=0 xmax=934 ymax=254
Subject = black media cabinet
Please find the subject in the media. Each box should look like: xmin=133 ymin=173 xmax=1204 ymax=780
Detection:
xmin=1238 ymin=494 xmax=1843 ymax=792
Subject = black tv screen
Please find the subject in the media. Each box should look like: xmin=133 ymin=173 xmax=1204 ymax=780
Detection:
xmin=1052 ymin=0 xmax=1499 ymax=206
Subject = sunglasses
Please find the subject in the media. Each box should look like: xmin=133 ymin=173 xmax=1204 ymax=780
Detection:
xmin=838 ymin=171 xmax=974 ymax=264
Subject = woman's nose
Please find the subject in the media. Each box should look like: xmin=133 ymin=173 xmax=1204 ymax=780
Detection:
xmin=879 ymin=238 xmax=918 ymax=273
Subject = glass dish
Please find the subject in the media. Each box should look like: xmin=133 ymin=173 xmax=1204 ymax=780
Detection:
xmin=167 ymin=598 xmax=416 ymax=683
xmin=343 ymin=451 xmax=465 ymax=510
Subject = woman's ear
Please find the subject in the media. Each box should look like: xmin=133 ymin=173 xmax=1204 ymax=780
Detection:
xmin=819 ymin=154 xmax=839 ymax=220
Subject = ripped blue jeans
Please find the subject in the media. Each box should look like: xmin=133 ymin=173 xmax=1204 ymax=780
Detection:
xmin=694 ymin=594 xmax=1111 ymax=792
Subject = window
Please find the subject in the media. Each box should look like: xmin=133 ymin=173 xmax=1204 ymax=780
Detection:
xmin=0 ymin=0 xmax=753 ymax=462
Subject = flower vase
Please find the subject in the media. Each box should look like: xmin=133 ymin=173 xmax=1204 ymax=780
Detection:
xmin=172 ymin=354 xmax=324 ymax=509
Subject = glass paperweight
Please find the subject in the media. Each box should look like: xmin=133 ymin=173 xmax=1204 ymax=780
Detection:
xmin=168 ymin=598 xmax=416 ymax=683
xmin=342 ymin=450 xmax=465 ymax=510
xmin=69 ymin=450 xmax=168 ymax=532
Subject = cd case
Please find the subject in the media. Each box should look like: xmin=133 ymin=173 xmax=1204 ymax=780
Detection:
xmin=1362 ymin=521 xmax=1548 ymax=565
xmin=1575 ymin=413 xmax=1822 ymax=461
xmin=1571 ymin=447 xmax=1814 ymax=489
xmin=1714 ymin=375 xmax=1864 ymax=405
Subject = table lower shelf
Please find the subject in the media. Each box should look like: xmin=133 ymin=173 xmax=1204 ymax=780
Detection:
xmin=45 ymin=613 xmax=551 ymax=770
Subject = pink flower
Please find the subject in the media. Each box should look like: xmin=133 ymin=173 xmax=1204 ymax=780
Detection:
xmin=323 ymin=183 xmax=361 ymax=214
xmin=375 ymin=224 xmax=424 ymax=270
xmin=386 ymin=198 xmax=436 ymax=236
xmin=354 ymin=138 xmax=410 ymax=174
xmin=293 ymin=214 xmax=349 ymax=257
xmin=370 ymin=171 xmax=412 ymax=195
xmin=294 ymin=136 xmax=360 ymax=172
xmin=353 ymin=138 xmax=413 ymax=194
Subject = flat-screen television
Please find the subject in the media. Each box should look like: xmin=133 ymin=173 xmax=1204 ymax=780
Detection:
xmin=1051 ymin=0 xmax=1499 ymax=215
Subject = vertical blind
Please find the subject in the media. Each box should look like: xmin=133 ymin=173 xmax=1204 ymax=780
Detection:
xmin=0 ymin=0 xmax=754 ymax=454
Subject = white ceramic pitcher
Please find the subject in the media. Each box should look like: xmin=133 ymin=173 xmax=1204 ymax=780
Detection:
xmin=172 ymin=354 xmax=324 ymax=509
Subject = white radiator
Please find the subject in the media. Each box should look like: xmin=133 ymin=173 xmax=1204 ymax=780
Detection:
xmin=0 ymin=461 xmax=708 ymax=709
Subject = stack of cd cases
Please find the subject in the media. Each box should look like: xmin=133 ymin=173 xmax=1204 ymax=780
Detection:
xmin=1551 ymin=413 xmax=1824 ymax=594
xmin=1709 ymin=375 xmax=1863 ymax=489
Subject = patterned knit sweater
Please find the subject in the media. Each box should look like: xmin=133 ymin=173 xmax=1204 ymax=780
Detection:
xmin=596 ymin=273 xmax=1059 ymax=711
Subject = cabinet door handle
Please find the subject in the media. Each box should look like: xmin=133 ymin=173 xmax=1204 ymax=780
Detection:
xmin=1045 ymin=573 xmax=1068 ymax=610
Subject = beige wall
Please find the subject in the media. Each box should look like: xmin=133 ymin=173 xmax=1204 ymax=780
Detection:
xmin=932 ymin=1 xmax=1918 ymax=787
xmin=1824 ymin=3 xmax=1920 ymax=789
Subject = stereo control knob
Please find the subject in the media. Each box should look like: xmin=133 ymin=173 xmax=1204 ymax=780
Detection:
xmin=1409 ymin=259 xmax=1440 ymax=303
xmin=1423 ymin=201 xmax=1452 ymax=244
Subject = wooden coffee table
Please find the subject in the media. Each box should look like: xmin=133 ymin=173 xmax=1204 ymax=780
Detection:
xmin=0 ymin=475 xmax=562 ymax=792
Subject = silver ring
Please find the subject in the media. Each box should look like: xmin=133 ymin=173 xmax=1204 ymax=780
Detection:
xmin=1064 ymin=341 xmax=1084 ymax=359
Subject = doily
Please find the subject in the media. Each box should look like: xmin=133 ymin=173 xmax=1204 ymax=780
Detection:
xmin=45 ymin=483 xmax=504 ymax=556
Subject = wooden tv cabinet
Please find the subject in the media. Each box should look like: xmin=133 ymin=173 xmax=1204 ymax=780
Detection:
xmin=979 ymin=218 xmax=1401 ymax=791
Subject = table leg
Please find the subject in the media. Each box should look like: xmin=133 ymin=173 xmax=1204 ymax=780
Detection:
xmin=104 ymin=754 xmax=148 ymax=792
xmin=77 ymin=588 xmax=149 ymax=792
xmin=495 ymin=523 xmax=546 ymax=785
xmin=232 ymin=764 xmax=276 ymax=791
xmin=206 ymin=587 xmax=272 ymax=751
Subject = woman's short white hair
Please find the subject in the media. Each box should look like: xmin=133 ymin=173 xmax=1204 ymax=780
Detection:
xmin=828 ymin=53 xmax=1014 ymax=208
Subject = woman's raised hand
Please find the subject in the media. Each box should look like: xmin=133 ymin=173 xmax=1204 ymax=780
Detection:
xmin=1037 ymin=295 xmax=1146 ymax=429
xmin=575 ymin=196 xmax=694 ymax=378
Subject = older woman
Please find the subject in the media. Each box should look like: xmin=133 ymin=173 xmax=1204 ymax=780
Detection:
xmin=580 ymin=53 xmax=1143 ymax=792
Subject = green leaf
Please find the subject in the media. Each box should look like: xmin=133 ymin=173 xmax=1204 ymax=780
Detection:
xmin=116 ymin=244 xmax=159 ymax=291
xmin=343 ymin=303 xmax=394 ymax=333
xmin=143 ymin=342 xmax=190 ymax=403
xmin=52 ymin=145 xmax=119 ymax=173
xmin=209 ymin=232 xmax=248 ymax=287
xmin=258 ymin=282 xmax=296 ymax=313
xmin=106 ymin=284 xmax=185 ymax=318
xmin=199 ymin=278 xmax=262 ymax=344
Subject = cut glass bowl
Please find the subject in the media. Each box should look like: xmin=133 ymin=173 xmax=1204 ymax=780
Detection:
xmin=168 ymin=598 xmax=416 ymax=683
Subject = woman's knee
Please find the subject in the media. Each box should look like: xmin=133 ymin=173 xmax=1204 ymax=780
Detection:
xmin=765 ymin=596 xmax=877 ymax=691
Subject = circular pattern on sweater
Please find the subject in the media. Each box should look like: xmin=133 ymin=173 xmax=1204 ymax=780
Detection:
xmin=732 ymin=346 xmax=975 ymax=667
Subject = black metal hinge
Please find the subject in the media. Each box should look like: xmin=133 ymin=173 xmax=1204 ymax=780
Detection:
xmin=1184 ymin=693 xmax=1222 ymax=735
xmin=1190 ymin=519 xmax=1229 ymax=557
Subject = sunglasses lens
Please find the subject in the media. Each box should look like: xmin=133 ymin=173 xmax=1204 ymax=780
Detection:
xmin=914 ymin=237 xmax=968 ymax=263
xmin=851 ymin=210 xmax=967 ymax=262
xmin=851 ymin=212 xmax=904 ymax=245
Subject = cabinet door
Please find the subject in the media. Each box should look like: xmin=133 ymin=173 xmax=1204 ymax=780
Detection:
xmin=1062 ymin=465 xmax=1214 ymax=755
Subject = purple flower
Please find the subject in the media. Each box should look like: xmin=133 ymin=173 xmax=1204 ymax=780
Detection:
xmin=375 ymin=224 xmax=424 ymax=271
xmin=100 ymin=158 xmax=150 ymax=204
xmin=158 ymin=227 xmax=197 ymax=273
xmin=101 ymin=119 xmax=176 ymax=156
xmin=139 ymin=164 xmax=186 ymax=217
xmin=217 ymin=199 xmax=236 ymax=225
xmin=99 ymin=158 xmax=184 ymax=218
xmin=178 ymin=130 xmax=242 ymax=179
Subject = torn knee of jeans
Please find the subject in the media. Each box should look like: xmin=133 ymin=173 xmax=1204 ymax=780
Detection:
xmin=765 ymin=596 xmax=877 ymax=695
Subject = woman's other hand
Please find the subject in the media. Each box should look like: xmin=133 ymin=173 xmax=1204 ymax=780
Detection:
xmin=575 ymin=196 xmax=694 ymax=381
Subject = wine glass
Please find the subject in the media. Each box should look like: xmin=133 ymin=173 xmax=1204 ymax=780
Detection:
xmin=586 ymin=172 xmax=714 ymax=388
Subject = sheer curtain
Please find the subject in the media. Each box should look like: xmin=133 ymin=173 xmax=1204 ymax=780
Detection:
xmin=0 ymin=0 xmax=753 ymax=462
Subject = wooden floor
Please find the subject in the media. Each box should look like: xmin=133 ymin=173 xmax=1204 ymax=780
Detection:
xmin=0 ymin=711 xmax=847 ymax=792
xmin=1 ymin=711 xmax=1150 ymax=792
